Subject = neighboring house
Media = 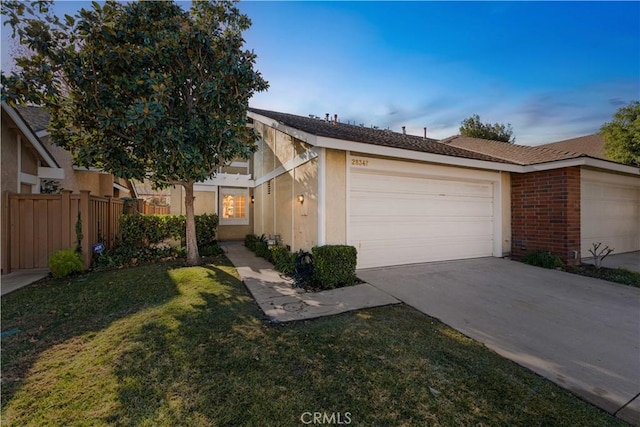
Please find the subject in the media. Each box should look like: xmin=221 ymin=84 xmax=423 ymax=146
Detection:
xmin=243 ymin=109 xmax=639 ymax=268
xmin=11 ymin=105 xmax=134 ymax=198
xmin=1 ymin=102 xmax=64 ymax=195
xmin=538 ymin=134 xmax=608 ymax=161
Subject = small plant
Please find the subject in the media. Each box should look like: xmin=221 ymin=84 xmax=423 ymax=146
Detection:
xmin=312 ymin=245 xmax=358 ymax=289
xmin=588 ymin=242 xmax=614 ymax=269
xmin=49 ymin=248 xmax=85 ymax=278
xmin=293 ymin=250 xmax=314 ymax=288
xmin=523 ymin=250 xmax=564 ymax=269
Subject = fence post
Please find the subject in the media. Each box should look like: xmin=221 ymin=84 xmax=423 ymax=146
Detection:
xmin=2 ymin=191 xmax=11 ymax=274
xmin=61 ymin=190 xmax=72 ymax=249
xmin=79 ymin=190 xmax=91 ymax=268
xmin=106 ymin=196 xmax=113 ymax=248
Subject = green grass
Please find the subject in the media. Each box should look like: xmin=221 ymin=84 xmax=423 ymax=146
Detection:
xmin=1 ymin=258 xmax=626 ymax=426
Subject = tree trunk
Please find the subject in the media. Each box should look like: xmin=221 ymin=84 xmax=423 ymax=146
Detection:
xmin=183 ymin=181 xmax=199 ymax=265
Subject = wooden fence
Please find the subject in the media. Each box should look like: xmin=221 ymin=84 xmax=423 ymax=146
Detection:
xmin=2 ymin=190 xmax=132 ymax=273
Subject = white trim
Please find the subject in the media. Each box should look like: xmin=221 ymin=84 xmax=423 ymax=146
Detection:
xmin=254 ymin=148 xmax=318 ymax=187
xmin=219 ymin=187 xmax=250 ymax=226
xmin=2 ymin=102 xmax=60 ymax=168
xmin=73 ymin=165 xmax=107 ymax=173
xmin=198 ymin=173 xmax=254 ymax=188
xmin=113 ymin=182 xmax=129 ymax=192
xmin=317 ymin=147 xmax=326 ymax=246
xmin=492 ymin=180 xmax=503 ymax=257
xmin=38 ymin=166 xmax=65 ymax=179
xmin=36 ymin=130 xmax=49 ymax=138
xmin=19 ymin=172 xmax=38 ymax=185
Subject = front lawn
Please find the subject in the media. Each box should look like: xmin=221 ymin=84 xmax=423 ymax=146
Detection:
xmin=1 ymin=258 xmax=625 ymax=426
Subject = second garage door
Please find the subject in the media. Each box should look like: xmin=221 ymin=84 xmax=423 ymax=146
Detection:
xmin=581 ymin=169 xmax=640 ymax=255
xmin=349 ymin=159 xmax=498 ymax=269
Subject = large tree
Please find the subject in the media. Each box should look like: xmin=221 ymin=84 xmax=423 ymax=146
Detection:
xmin=2 ymin=0 xmax=268 ymax=265
xmin=459 ymin=114 xmax=515 ymax=143
xmin=601 ymin=101 xmax=640 ymax=166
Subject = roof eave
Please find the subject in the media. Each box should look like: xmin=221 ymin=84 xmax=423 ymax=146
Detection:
xmin=2 ymin=102 xmax=61 ymax=169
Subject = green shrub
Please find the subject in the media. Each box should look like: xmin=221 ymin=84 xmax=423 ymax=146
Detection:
xmin=200 ymin=243 xmax=224 ymax=257
xmin=119 ymin=213 xmax=218 ymax=249
xmin=49 ymin=248 xmax=85 ymax=278
xmin=523 ymin=250 xmax=564 ymax=269
xmin=93 ymin=245 xmax=182 ymax=269
xmin=311 ymin=245 xmax=358 ymax=289
xmin=244 ymin=234 xmax=261 ymax=252
xmin=271 ymin=246 xmax=296 ymax=275
xmin=254 ymin=240 xmax=272 ymax=262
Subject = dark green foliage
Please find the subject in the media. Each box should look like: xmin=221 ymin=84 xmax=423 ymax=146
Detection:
xmin=49 ymin=247 xmax=84 ymax=278
xmin=1 ymin=0 xmax=268 ymax=265
xmin=253 ymin=240 xmax=272 ymax=262
xmin=565 ymin=265 xmax=640 ymax=287
xmin=601 ymin=100 xmax=640 ymax=165
xmin=93 ymin=245 xmax=179 ymax=269
xmin=119 ymin=214 xmax=218 ymax=249
xmin=311 ymin=245 xmax=358 ymax=289
xmin=460 ymin=114 xmax=515 ymax=143
xmin=523 ymin=250 xmax=564 ymax=269
xmin=270 ymin=246 xmax=295 ymax=275
xmin=244 ymin=234 xmax=260 ymax=252
xmin=199 ymin=244 xmax=224 ymax=257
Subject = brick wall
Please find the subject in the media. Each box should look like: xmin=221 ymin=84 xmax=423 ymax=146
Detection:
xmin=511 ymin=167 xmax=581 ymax=266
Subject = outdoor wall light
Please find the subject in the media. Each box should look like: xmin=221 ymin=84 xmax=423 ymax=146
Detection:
xmin=251 ymin=196 xmax=255 ymax=204
xmin=297 ymin=194 xmax=305 ymax=204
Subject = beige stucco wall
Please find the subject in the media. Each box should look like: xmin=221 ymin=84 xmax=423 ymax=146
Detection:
xmin=251 ymin=119 xmax=319 ymax=251
xmin=325 ymin=149 xmax=347 ymax=244
xmin=501 ymin=172 xmax=512 ymax=256
xmin=21 ymin=142 xmax=38 ymax=175
xmin=293 ymin=158 xmax=318 ymax=251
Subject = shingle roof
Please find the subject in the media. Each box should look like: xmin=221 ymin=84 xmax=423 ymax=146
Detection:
xmin=440 ymin=135 xmax=586 ymax=165
xmin=15 ymin=105 xmax=50 ymax=133
xmin=537 ymin=134 xmax=607 ymax=160
xmin=249 ymin=108 xmax=511 ymax=164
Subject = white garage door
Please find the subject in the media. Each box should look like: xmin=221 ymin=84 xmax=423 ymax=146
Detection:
xmin=349 ymin=159 xmax=498 ymax=269
xmin=581 ymin=170 xmax=640 ymax=255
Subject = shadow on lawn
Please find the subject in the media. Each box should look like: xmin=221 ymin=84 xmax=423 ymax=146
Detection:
xmin=0 ymin=263 xmax=181 ymax=407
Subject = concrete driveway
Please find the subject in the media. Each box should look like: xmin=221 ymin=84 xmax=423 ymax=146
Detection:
xmin=358 ymin=258 xmax=640 ymax=424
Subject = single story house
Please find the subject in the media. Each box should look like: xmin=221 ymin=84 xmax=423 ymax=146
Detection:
xmin=162 ymin=108 xmax=640 ymax=269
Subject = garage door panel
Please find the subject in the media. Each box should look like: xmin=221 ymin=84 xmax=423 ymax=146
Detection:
xmin=350 ymin=197 xmax=493 ymax=217
xmin=350 ymin=166 xmax=497 ymax=268
xmin=581 ymin=173 xmax=640 ymax=255
xmin=355 ymin=236 xmax=493 ymax=269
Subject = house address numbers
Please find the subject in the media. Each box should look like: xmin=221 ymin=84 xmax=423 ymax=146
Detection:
xmin=351 ymin=158 xmax=369 ymax=167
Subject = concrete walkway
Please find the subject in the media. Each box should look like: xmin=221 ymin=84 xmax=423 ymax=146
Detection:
xmin=221 ymin=242 xmax=399 ymax=322
xmin=1 ymin=269 xmax=49 ymax=296
xmin=358 ymin=258 xmax=640 ymax=425
xmin=583 ymin=251 xmax=640 ymax=273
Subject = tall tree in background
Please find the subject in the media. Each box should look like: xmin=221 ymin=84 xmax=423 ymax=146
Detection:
xmin=459 ymin=114 xmax=515 ymax=143
xmin=2 ymin=0 xmax=268 ymax=265
xmin=601 ymin=101 xmax=640 ymax=166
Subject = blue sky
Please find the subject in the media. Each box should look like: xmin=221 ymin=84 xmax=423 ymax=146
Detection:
xmin=2 ymin=1 xmax=639 ymax=145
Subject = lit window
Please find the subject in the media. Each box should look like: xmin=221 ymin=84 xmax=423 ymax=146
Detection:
xmin=220 ymin=188 xmax=249 ymax=225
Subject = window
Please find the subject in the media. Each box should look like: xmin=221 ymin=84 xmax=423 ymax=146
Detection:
xmin=220 ymin=188 xmax=249 ymax=225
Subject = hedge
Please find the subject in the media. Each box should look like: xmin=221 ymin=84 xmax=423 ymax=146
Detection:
xmin=312 ymin=245 xmax=358 ymax=289
xmin=119 ymin=213 xmax=218 ymax=249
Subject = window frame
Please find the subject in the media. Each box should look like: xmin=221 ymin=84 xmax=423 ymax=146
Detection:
xmin=219 ymin=187 xmax=250 ymax=225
